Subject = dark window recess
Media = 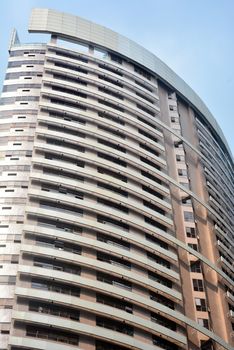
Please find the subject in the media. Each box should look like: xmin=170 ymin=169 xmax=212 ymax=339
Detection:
xmin=188 ymin=243 xmax=198 ymax=251
xmin=50 ymin=98 xmax=86 ymax=111
xmin=48 ymin=110 xmax=86 ymax=125
xmin=152 ymin=335 xmax=178 ymax=350
xmin=29 ymin=301 xmax=80 ymax=320
xmin=43 ymin=151 xmax=85 ymax=168
xmin=136 ymin=92 xmax=154 ymax=104
xmin=54 ymin=61 xmax=88 ymax=74
xmin=98 ymin=99 xmax=124 ymax=112
xmin=135 ymin=80 xmax=153 ymax=92
xmin=97 ymin=232 xmax=130 ymax=250
xmin=140 ymin=143 xmax=159 ymax=156
xmin=39 ymin=199 xmax=83 ymax=216
xmin=97 ymin=252 xmax=131 ymax=269
xmin=98 ymin=138 xmax=126 ymax=153
xmin=143 ymin=200 xmax=165 ymax=215
xmin=35 ymin=236 xmax=82 ymax=255
xmin=37 ymin=216 xmax=82 ymax=234
xmin=186 ymin=227 xmax=196 ymax=238
xmin=146 ymin=233 xmax=168 ymax=250
xmin=51 ymin=85 xmax=87 ymax=98
xmin=193 ymin=279 xmax=204 ymax=291
xmin=178 ymin=168 xmax=187 ymax=176
xmin=134 ymin=65 xmax=151 ymax=80
xmin=96 ymin=317 xmax=134 ymax=336
xmin=98 ymin=63 xmax=123 ymax=76
xmin=47 ymin=124 xmax=85 ymax=138
xmin=98 ymin=75 xmax=123 ymax=88
xmin=97 ymin=166 xmax=127 ymax=182
xmin=26 ymin=325 xmax=79 ymax=345
xmin=148 ymin=271 xmax=172 ymax=288
xmin=190 ymin=261 xmax=202 ymax=273
xmin=31 ymin=277 xmax=80 ymax=297
xmin=97 ymin=197 xmax=128 ymax=214
xmin=151 ymin=312 xmax=176 ymax=331
xmin=150 ymin=291 xmax=174 ymax=309
xmin=142 ymin=183 xmax=163 ymax=199
xmin=200 ymin=339 xmax=214 ymax=350
xmin=97 ymin=214 xmax=129 ymax=231
xmin=98 ymin=124 xmax=125 ymax=138
xmin=97 ymin=152 xmax=127 ymax=167
xmin=182 ymin=197 xmax=192 ymax=205
xmin=137 ymin=103 xmax=155 ymax=117
xmin=140 ymin=156 xmax=161 ymax=171
xmin=96 ymin=340 xmax=129 ymax=350
xmin=147 ymin=251 xmax=170 ymax=269
xmin=97 ymin=293 xmax=132 ymax=313
xmin=97 ymin=272 xmax=132 ymax=290
xmin=110 ymin=53 xmax=123 ymax=64
xmin=40 ymin=182 xmax=84 ymax=199
xmin=33 ymin=257 xmax=81 ymax=275
xmin=141 ymin=170 xmax=162 ymax=185
xmin=42 ymin=166 xmax=84 ymax=181
xmin=98 ymin=111 xmax=125 ymax=125
xmin=46 ymin=137 xmax=85 ymax=153
xmin=97 ymin=181 xmax=128 ymax=197
xmin=50 ymin=48 xmax=88 ymax=62
xmin=145 ymin=216 xmax=167 ymax=232
xmin=138 ymin=128 xmax=158 ymax=143
xmin=53 ymin=73 xmax=87 ymax=85
xmin=195 ymin=298 xmax=207 ymax=311
xmin=138 ymin=116 xmax=158 ymax=130
xmin=98 ymin=87 xmax=124 ymax=100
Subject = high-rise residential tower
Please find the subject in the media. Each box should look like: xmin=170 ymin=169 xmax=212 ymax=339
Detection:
xmin=0 ymin=8 xmax=233 ymax=350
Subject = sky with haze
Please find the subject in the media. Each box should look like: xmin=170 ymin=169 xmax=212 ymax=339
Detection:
xmin=0 ymin=0 xmax=233 ymax=155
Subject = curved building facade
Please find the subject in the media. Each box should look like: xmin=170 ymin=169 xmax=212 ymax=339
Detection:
xmin=0 ymin=8 xmax=233 ymax=350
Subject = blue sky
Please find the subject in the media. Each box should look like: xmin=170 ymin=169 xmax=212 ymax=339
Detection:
xmin=0 ymin=0 xmax=233 ymax=154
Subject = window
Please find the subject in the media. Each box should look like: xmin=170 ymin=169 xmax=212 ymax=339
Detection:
xmin=97 ymin=214 xmax=129 ymax=231
xmin=145 ymin=216 xmax=167 ymax=232
xmin=150 ymin=291 xmax=174 ymax=309
xmin=186 ymin=227 xmax=196 ymax=238
xmin=29 ymin=301 xmax=80 ymax=321
xmin=139 ymin=143 xmax=159 ymax=156
xmin=33 ymin=257 xmax=81 ymax=275
xmin=193 ymin=279 xmax=204 ymax=291
xmin=97 ymin=232 xmax=130 ymax=250
xmin=138 ymin=128 xmax=158 ymax=143
xmin=134 ymin=65 xmax=151 ymax=80
xmin=152 ymin=335 xmax=178 ymax=350
xmin=178 ymin=168 xmax=187 ymax=176
xmin=98 ymin=87 xmax=124 ymax=100
xmin=184 ymin=211 xmax=194 ymax=222
xmin=96 ymin=317 xmax=134 ymax=336
xmin=26 ymin=326 xmax=79 ymax=345
xmin=97 ymin=166 xmax=127 ymax=182
xmin=146 ymin=233 xmax=168 ymax=250
xmin=143 ymin=200 xmax=165 ymax=215
xmin=195 ymin=298 xmax=207 ymax=311
xmin=96 ymin=340 xmax=128 ymax=350
xmin=148 ymin=271 xmax=172 ymax=288
xmin=176 ymin=154 xmax=185 ymax=162
xmin=110 ymin=53 xmax=123 ymax=64
xmin=142 ymin=184 xmax=163 ymax=200
xmin=151 ymin=312 xmax=176 ymax=331
xmin=97 ymin=252 xmax=131 ymax=270
xmin=98 ymin=138 xmax=126 ymax=153
xmin=137 ymin=103 xmax=155 ymax=117
xmin=97 ymin=181 xmax=128 ymax=197
xmin=31 ymin=278 xmax=80 ymax=297
xmin=147 ymin=251 xmax=170 ymax=269
xmin=141 ymin=171 xmax=162 ymax=186
xmin=190 ymin=261 xmax=202 ymax=273
xmin=97 ymin=152 xmax=126 ymax=167
xmin=140 ymin=156 xmax=161 ymax=170
xmin=197 ymin=318 xmax=209 ymax=329
xmin=188 ymin=243 xmax=198 ymax=251
xmin=97 ymin=272 xmax=132 ymax=290
xmin=97 ymin=293 xmax=132 ymax=313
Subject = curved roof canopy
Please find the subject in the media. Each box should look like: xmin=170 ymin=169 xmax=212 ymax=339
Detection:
xmin=28 ymin=8 xmax=232 ymax=158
